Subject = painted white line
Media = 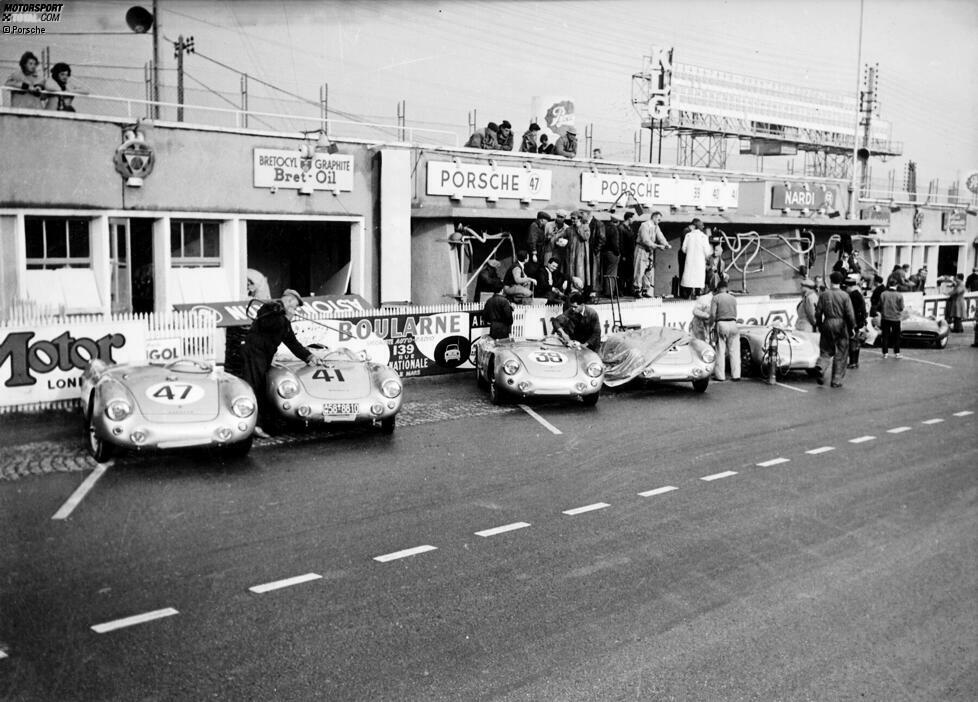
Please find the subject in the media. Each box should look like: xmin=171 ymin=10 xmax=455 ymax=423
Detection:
xmin=849 ymin=436 xmax=876 ymax=443
xmin=757 ymin=457 xmax=790 ymax=467
xmin=701 ymin=471 xmax=737 ymax=481
xmin=953 ymin=411 xmax=974 ymax=417
xmin=806 ymin=446 xmax=835 ymax=455
xmin=0 ymin=650 xmax=7 ymax=659
xmin=475 ymin=522 xmax=531 ymax=538
xmin=887 ymin=426 xmax=912 ymax=434
xmin=774 ymin=381 xmax=808 ymax=393
xmin=91 ymin=607 xmax=179 ymax=634
xmin=899 ymin=356 xmax=952 ymax=369
xmin=638 ymin=485 xmax=679 ymax=498
xmin=248 ymin=573 xmax=322 ymax=594
xmin=517 ymin=404 xmax=562 ymax=435
xmin=562 ymin=503 xmax=610 ymax=516
xmin=373 ymin=545 xmax=437 ymax=563
xmin=921 ymin=418 xmax=944 ymax=425
xmin=52 ymin=464 xmax=108 ymax=520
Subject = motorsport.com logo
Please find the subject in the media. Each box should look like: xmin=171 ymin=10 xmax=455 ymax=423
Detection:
xmin=2 ymin=3 xmax=63 ymax=35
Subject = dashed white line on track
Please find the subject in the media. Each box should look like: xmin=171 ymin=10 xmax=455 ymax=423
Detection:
xmin=806 ymin=446 xmax=835 ymax=455
xmin=0 ymin=650 xmax=8 ymax=660
xmin=701 ymin=471 xmax=737 ymax=481
xmin=773 ymin=382 xmax=808 ymax=393
xmin=475 ymin=522 xmax=531 ymax=537
xmin=373 ymin=545 xmax=438 ymax=562
xmin=91 ymin=608 xmax=179 ymax=634
xmin=921 ymin=418 xmax=944 ymax=425
xmin=52 ymin=464 xmax=108 ymax=520
xmin=849 ymin=435 xmax=876 ymax=443
xmin=248 ymin=573 xmax=322 ymax=594
xmin=638 ymin=486 xmax=679 ymax=498
xmin=562 ymin=503 xmax=610 ymax=516
xmin=953 ymin=411 xmax=974 ymax=417
xmin=887 ymin=426 xmax=912 ymax=434
xmin=517 ymin=404 xmax=563 ymax=435
xmin=898 ymin=356 xmax=952 ymax=369
xmin=757 ymin=457 xmax=790 ymax=467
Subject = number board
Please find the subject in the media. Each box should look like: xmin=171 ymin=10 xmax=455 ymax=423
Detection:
xmin=145 ymin=382 xmax=205 ymax=404
xmin=532 ymin=351 xmax=566 ymax=364
xmin=312 ymin=368 xmax=347 ymax=382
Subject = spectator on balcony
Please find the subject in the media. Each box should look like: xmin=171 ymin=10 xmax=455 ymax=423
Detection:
xmin=466 ymin=122 xmax=499 ymax=150
xmin=520 ymin=122 xmax=540 ymax=153
xmin=553 ymin=127 xmax=578 ymax=158
xmin=43 ymin=62 xmax=88 ymax=112
xmin=5 ymin=51 xmax=46 ymax=109
xmin=496 ymin=120 xmax=514 ymax=151
xmin=538 ymin=133 xmax=555 ymax=155
xmin=592 ymin=148 xmax=603 ymax=159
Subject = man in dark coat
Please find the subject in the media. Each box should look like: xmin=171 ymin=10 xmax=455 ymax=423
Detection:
xmin=845 ymin=275 xmax=867 ymax=369
xmin=552 ymin=293 xmax=602 ymax=352
xmin=481 ymin=282 xmax=513 ymax=340
xmin=815 ymin=271 xmax=856 ymax=388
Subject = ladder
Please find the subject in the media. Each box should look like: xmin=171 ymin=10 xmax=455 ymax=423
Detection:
xmin=605 ymin=275 xmax=640 ymax=332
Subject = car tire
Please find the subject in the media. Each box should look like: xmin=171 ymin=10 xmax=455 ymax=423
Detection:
xmin=935 ymin=335 xmax=948 ymax=349
xmin=489 ymin=379 xmax=507 ymax=405
xmin=225 ymin=435 xmax=254 ymax=458
xmin=739 ymin=341 xmax=756 ymax=377
xmin=476 ymin=365 xmax=488 ymax=389
xmin=380 ymin=416 xmax=396 ymax=434
xmin=85 ymin=406 xmax=114 ymax=463
xmin=692 ymin=377 xmax=710 ymax=393
xmin=582 ymin=392 xmax=599 ymax=406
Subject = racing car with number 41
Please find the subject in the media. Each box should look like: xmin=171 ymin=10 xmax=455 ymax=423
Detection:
xmin=265 ymin=347 xmax=403 ymax=432
xmin=80 ymin=358 xmax=258 ymax=462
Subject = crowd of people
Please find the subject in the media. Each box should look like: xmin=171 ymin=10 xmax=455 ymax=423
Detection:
xmin=466 ymin=120 xmax=579 ymax=158
xmin=4 ymin=51 xmax=87 ymax=111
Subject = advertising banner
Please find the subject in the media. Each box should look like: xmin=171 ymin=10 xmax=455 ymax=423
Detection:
xmin=253 ymin=148 xmax=355 ymax=192
xmin=771 ymin=183 xmax=842 ymax=211
xmin=426 ymin=161 xmax=552 ymax=201
xmin=0 ymin=320 xmax=147 ymax=406
xmin=173 ymin=295 xmax=371 ymax=327
xmin=580 ymin=173 xmax=738 ymax=209
xmin=532 ymin=95 xmax=575 ymax=144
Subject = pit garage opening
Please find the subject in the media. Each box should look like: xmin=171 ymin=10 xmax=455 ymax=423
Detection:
xmin=246 ymin=220 xmax=352 ymax=298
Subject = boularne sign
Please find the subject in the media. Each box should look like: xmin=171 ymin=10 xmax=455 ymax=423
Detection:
xmin=580 ymin=173 xmax=739 ymax=209
xmin=426 ymin=161 xmax=552 ymax=201
xmin=253 ymin=148 xmax=355 ymax=192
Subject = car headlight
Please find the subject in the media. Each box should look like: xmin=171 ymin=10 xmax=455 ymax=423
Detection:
xmin=586 ymin=362 xmax=603 ymax=378
xmin=231 ymin=396 xmax=256 ymax=418
xmin=381 ymin=378 xmax=402 ymax=398
xmin=503 ymin=359 xmax=521 ymax=375
xmin=104 ymin=399 xmax=132 ymax=421
xmin=701 ymin=348 xmax=716 ymax=363
xmin=277 ymin=378 xmax=299 ymax=399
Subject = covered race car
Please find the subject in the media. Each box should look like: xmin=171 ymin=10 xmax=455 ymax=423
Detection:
xmin=80 ymin=358 xmax=258 ymax=462
xmin=265 ymin=347 xmax=403 ymax=432
xmin=865 ymin=308 xmax=949 ymax=349
xmin=739 ymin=324 xmax=821 ymax=379
xmin=600 ymin=327 xmax=716 ymax=392
xmin=473 ymin=335 xmax=604 ymax=405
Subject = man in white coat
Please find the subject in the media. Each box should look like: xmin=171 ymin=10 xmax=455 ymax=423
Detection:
xmin=680 ymin=218 xmax=712 ymax=299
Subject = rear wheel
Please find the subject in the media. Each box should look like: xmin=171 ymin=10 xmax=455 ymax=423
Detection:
xmin=692 ymin=377 xmax=710 ymax=393
xmin=225 ymin=435 xmax=254 ymax=458
xmin=380 ymin=416 xmax=396 ymax=434
xmin=739 ymin=341 xmax=757 ymax=377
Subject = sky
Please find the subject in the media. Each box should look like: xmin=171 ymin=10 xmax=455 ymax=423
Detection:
xmin=3 ymin=0 xmax=977 ymax=193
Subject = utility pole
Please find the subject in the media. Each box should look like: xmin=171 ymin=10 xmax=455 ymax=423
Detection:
xmin=152 ymin=0 xmax=160 ymax=119
xmin=847 ymin=0 xmax=865 ymax=219
xmin=174 ymin=35 xmax=195 ymax=122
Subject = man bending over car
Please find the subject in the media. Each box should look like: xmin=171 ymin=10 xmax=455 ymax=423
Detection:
xmin=552 ymin=293 xmax=602 ymax=352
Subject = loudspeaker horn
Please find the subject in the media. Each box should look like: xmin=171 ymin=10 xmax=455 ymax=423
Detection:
xmin=125 ymin=6 xmax=154 ymax=33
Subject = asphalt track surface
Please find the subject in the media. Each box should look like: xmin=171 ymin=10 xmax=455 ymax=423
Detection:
xmin=1 ymin=336 xmax=976 ymax=701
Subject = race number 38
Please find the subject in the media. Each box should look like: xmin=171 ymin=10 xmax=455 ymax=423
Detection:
xmin=145 ymin=382 xmax=205 ymax=404
xmin=533 ymin=351 xmax=565 ymax=363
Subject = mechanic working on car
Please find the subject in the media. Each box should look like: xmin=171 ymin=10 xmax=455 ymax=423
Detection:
xmin=551 ymin=292 xmax=602 ymax=352
xmin=239 ymin=289 xmax=326 ymax=437
xmin=482 ymin=281 xmax=514 ymax=340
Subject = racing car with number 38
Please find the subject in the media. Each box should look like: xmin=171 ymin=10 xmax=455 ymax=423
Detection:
xmin=80 ymin=358 xmax=258 ymax=462
xmin=473 ymin=335 xmax=604 ymax=405
xmin=264 ymin=347 xmax=403 ymax=432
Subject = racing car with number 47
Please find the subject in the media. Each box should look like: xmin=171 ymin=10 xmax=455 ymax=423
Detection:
xmin=80 ymin=358 xmax=258 ymax=462
xmin=264 ymin=347 xmax=403 ymax=432
xmin=473 ymin=335 xmax=604 ymax=405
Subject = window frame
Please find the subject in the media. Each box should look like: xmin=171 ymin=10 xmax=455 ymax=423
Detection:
xmin=170 ymin=219 xmax=222 ymax=267
xmin=24 ymin=216 xmax=92 ymax=270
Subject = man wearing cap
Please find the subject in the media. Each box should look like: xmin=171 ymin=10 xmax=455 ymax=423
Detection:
xmin=618 ymin=211 xmax=637 ymax=293
xmin=602 ymin=211 xmax=623 ymax=296
xmin=845 ymin=275 xmax=868 ymax=369
xmin=520 ymin=122 xmax=541 ymax=153
xmin=543 ymin=209 xmax=571 ymax=275
xmin=466 ymin=122 xmax=499 ymax=150
xmin=524 ymin=211 xmax=551 ymax=264
xmin=815 ymin=271 xmax=856 ymax=387
xmin=482 ymin=281 xmax=514 ymax=340
xmin=239 ymin=290 xmax=325 ymax=436
xmin=795 ymin=278 xmax=819 ymax=332
xmin=633 ymin=210 xmax=670 ymax=298
xmin=497 ymin=120 xmax=514 ymax=151
xmin=553 ymin=127 xmax=578 ymax=158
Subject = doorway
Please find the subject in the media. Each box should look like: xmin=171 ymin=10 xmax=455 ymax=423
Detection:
xmin=246 ymin=220 xmax=351 ymax=298
xmin=109 ymin=217 xmax=154 ymax=314
xmin=936 ymin=245 xmax=960 ymax=277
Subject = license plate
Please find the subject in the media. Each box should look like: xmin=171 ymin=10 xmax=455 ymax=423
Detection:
xmin=323 ymin=402 xmax=358 ymax=416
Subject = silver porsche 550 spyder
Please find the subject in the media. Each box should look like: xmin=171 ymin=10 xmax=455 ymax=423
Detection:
xmin=80 ymin=358 xmax=258 ymax=462
xmin=265 ymin=348 xmax=403 ymax=433
xmin=738 ymin=324 xmax=821 ymax=379
xmin=600 ymin=326 xmax=716 ymax=392
xmin=473 ymin=335 xmax=605 ymax=405
xmin=865 ymin=308 xmax=950 ymax=349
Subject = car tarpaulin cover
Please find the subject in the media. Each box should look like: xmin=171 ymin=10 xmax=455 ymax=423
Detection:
xmin=600 ymin=327 xmax=688 ymax=387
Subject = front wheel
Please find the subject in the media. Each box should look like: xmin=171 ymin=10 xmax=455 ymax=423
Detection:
xmin=692 ymin=377 xmax=710 ymax=393
xmin=476 ymin=365 xmax=488 ymax=389
xmin=739 ymin=341 xmax=757 ymax=378
xmin=581 ymin=392 xmax=599 ymax=406
xmin=225 ymin=435 xmax=254 ymax=458
xmin=86 ymin=416 xmax=114 ymax=463
xmin=380 ymin=416 xmax=396 ymax=434
xmin=489 ymin=380 xmax=507 ymax=405
xmin=935 ymin=335 xmax=949 ymax=349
